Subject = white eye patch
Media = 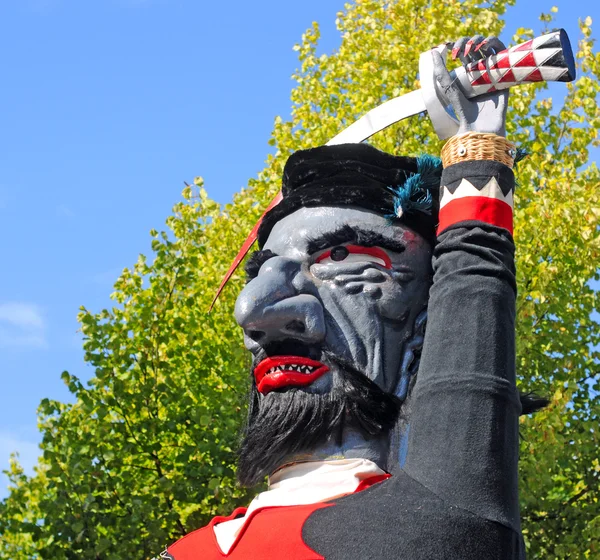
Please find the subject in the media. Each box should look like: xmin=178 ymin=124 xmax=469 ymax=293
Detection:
xmin=318 ymin=252 xmax=387 ymax=267
xmin=315 ymin=245 xmax=392 ymax=269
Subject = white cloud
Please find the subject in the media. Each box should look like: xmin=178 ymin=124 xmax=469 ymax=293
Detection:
xmin=0 ymin=302 xmax=47 ymax=349
xmin=0 ymin=302 xmax=44 ymax=329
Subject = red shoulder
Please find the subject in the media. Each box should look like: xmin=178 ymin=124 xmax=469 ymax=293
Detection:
xmin=167 ymin=508 xmax=247 ymax=560
xmin=230 ymin=503 xmax=330 ymax=559
xmin=165 ymin=503 xmax=330 ymax=559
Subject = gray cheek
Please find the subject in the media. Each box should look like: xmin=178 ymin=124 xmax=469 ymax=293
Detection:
xmin=312 ymin=261 xmax=421 ymax=322
xmin=316 ymin=272 xmax=389 ymax=376
xmin=362 ymin=284 xmax=383 ymax=298
xmin=336 ymin=269 xmax=386 ymax=298
xmin=311 ymin=264 xmax=396 ymax=314
xmin=312 ymin=263 xmax=388 ymax=290
xmin=334 ymin=268 xmax=387 ymax=285
xmin=376 ymin=281 xmax=409 ymax=320
xmin=377 ymin=267 xmax=430 ymax=321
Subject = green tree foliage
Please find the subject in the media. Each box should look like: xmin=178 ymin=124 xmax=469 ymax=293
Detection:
xmin=1 ymin=1 xmax=598 ymax=558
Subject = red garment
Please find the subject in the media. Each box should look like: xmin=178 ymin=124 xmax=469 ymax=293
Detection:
xmin=167 ymin=474 xmax=390 ymax=559
xmin=168 ymin=503 xmax=330 ymax=559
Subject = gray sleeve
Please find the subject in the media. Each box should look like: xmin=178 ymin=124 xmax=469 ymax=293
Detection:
xmin=403 ymin=160 xmax=522 ymax=533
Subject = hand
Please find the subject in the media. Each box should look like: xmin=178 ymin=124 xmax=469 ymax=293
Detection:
xmin=432 ymin=35 xmax=509 ymax=137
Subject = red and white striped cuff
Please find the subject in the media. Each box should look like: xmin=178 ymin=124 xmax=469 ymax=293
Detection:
xmin=437 ymin=161 xmax=515 ymax=235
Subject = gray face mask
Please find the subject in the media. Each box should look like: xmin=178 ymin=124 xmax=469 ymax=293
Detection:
xmin=234 ymin=206 xmax=432 ymax=481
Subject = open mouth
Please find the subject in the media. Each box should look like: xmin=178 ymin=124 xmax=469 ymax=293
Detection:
xmin=254 ymin=356 xmax=330 ymax=395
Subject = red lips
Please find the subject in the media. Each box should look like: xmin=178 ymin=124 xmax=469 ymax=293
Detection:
xmin=254 ymin=356 xmax=330 ymax=395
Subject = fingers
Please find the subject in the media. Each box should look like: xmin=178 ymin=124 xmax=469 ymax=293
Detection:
xmin=464 ymin=35 xmax=486 ymax=60
xmin=478 ymin=36 xmax=507 ymax=56
xmin=440 ymin=34 xmax=510 ymax=136
xmin=451 ymin=35 xmax=506 ymax=64
xmin=451 ymin=37 xmax=468 ymax=62
xmin=431 ymin=49 xmax=468 ymax=122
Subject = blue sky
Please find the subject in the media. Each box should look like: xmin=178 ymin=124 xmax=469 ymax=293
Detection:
xmin=1 ymin=0 xmax=598 ymax=495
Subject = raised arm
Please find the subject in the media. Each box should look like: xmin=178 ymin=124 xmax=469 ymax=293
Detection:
xmin=402 ymin=37 xmax=522 ymax=533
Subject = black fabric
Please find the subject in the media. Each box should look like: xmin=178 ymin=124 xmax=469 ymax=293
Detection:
xmin=519 ymin=392 xmax=549 ymax=414
xmin=257 ymin=144 xmax=440 ymax=248
xmin=282 ymin=143 xmax=417 ymax=198
xmin=442 ymin=159 xmax=515 ymax=194
xmin=405 ymin=222 xmax=520 ymax=530
xmin=304 ymin=471 xmax=521 ymax=559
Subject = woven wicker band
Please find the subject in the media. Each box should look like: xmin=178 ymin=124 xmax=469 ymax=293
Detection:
xmin=441 ymin=132 xmax=516 ymax=169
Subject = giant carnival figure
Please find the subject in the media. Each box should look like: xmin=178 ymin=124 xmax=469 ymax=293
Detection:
xmin=164 ymin=31 xmax=575 ymax=559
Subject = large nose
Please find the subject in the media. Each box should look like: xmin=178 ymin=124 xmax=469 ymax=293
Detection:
xmin=234 ymin=256 xmax=326 ymax=347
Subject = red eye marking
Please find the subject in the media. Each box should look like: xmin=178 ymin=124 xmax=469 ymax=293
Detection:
xmin=403 ymin=230 xmax=416 ymax=243
xmin=315 ymin=245 xmax=392 ymax=269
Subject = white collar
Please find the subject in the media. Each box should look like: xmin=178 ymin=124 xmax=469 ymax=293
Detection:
xmin=214 ymin=458 xmax=386 ymax=554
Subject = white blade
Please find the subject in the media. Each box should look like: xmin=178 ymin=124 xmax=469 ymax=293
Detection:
xmin=326 ymin=89 xmax=426 ymax=146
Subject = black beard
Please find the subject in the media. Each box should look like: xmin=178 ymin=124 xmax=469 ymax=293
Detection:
xmin=237 ymin=352 xmax=401 ymax=487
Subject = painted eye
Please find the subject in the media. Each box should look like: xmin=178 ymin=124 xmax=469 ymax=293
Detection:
xmin=316 ymin=244 xmax=392 ymax=268
xmin=330 ymin=246 xmax=349 ymax=261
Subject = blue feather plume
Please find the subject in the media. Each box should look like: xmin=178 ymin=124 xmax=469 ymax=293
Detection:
xmin=386 ymin=154 xmax=442 ymax=219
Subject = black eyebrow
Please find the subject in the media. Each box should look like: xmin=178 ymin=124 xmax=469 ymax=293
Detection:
xmin=245 ymin=249 xmax=278 ymax=281
xmin=306 ymin=224 xmax=406 ymax=255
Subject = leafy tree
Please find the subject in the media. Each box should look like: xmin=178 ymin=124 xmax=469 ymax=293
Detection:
xmin=1 ymin=0 xmax=598 ymax=558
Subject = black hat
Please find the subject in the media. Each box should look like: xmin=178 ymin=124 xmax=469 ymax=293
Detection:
xmin=257 ymin=143 xmax=442 ymax=248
